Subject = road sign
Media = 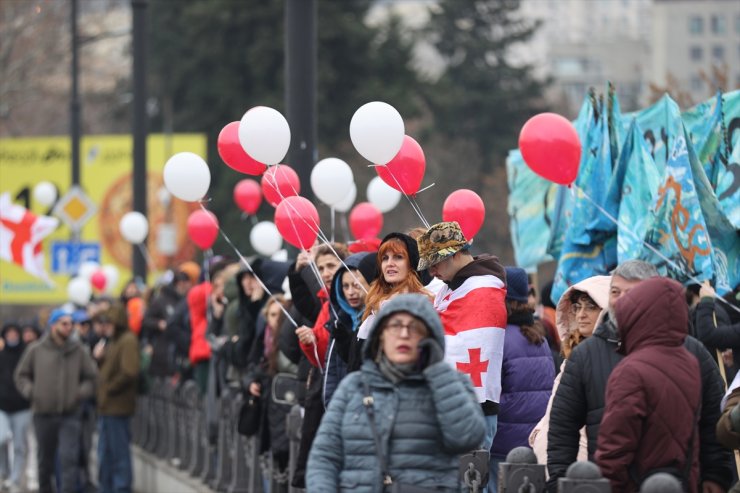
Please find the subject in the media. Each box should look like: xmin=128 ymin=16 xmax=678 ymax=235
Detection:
xmin=53 ymin=185 xmax=97 ymax=232
xmin=51 ymin=241 xmax=101 ymax=275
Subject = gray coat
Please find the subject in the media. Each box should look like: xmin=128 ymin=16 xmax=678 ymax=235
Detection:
xmin=307 ymin=294 xmax=486 ymax=493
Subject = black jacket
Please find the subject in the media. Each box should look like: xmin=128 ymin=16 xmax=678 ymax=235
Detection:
xmin=693 ymin=297 xmax=739 ymax=372
xmin=0 ymin=343 xmax=30 ymax=413
xmin=142 ymin=283 xmax=183 ymax=377
xmin=546 ymin=314 xmax=732 ymax=492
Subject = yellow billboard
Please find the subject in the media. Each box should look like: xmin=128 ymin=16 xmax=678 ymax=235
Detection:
xmin=0 ymin=134 xmax=207 ymax=304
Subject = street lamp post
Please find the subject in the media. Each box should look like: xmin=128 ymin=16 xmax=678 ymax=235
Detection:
xmin=132 ymin=0 xmax=148 ymax=282
xmin=70 ymin=0 xmax=81 ymax=189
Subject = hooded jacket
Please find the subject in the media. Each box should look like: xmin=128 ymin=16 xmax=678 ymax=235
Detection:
xmin=307 ymin=294 xmax=486 ymax=493
xmin=596 ymin=278 xmax=700 ymax=493
xmin=0 ymin=335 xmax=29 ymax=413
xmin=188 ymin=282 xmax=213 ymax=365
xmin=435 ymin=254 xmax=507 ymax=415
xmin=14 ymin=334 xmax=98 ymax=415
xmin=546 ymin=284 xmax=731 ymax=492
xmin=97 ymin=329 xmax=139 ymax=416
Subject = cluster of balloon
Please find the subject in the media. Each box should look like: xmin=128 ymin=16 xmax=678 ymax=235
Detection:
xmin=349 ymin=202 xmax=383 ymax=240
xmin=67 ymin=261 xmax=121 ymax=305
xmin=518 ymin=113 xmax=581 ymax=186
xmin=274 ymin=196 xmax=320 ymax=250
xmin=234 ymin=179 xmax=262 ymax=215
xmin=442 ymin=189 xmax=485 ymax=240
xmin=187 ymin=210 xmax=219 ymax=250
xmin=262 ymin=165 xmax=300 ymax=208
xmin=217 ymin=122 xmax=267 ymax=176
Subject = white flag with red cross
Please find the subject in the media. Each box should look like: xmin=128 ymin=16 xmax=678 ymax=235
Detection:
xmin=0 ymin=193 xmax=59 ymax=283
xmin=435 ymin=274 xmax=507 ymax=404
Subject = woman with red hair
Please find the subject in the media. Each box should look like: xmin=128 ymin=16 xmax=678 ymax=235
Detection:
xmin=357 ymin=233 xmax=432 ymax=340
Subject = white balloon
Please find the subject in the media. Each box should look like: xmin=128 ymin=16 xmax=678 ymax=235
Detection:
xmin=367 ymin=176 xmax=402 ymax=213
xmin=119 ymin=212 xmax=149 ymax=244
xmin=102 ymin=265 xmax=120 ymax=295
xmin=250 ymin=221 xmax=283 ymax=256
xmin=163 ymin=152 xmax=211 ymax=202
xmin=350 ymin=102 xmax=405 ymax=165
xmin=311 ymin=158 xmax=354 ymax=206
xmin=33 ymin=182 xmax=57 ymax=207
xmin=334 ymin=183 xmax=357 ymax=213
xmin=238 ymin=106 xmax=291 ymax=165
xmin=271 ymin=249 xmax=289 ymax=262
xmin=67 ymin=277 xmax=92 ymax=306
xmin=78 ymin=261 xmax=100 ymax=280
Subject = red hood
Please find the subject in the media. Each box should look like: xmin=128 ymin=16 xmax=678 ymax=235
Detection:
xmin=614 ymin=277 xmax=687 ymax=354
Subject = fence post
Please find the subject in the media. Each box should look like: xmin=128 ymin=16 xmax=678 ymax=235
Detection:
xmin=155 ymin=381 xmax=171 ymax=457
xmin=212 ymin=388 xmax=233 ymax=491
xmin=165 ymin=381 xmax=179 ymax=462
xmin=558 ymin=461 xmax=611 ymax=493
xmin=286 ymin=405 xmax=303 ymax=493
xmin=227 ymin=393 xmax=250 ymax=493
xmin=186 ymin=382 xmax=206 ymax=477
xmin=498 ymin=447 xmax=546 ymax=493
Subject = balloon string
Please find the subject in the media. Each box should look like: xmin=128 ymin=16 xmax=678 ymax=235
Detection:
xmin=571 ymin=185 xmax=740 ymax=315
xmin=330 ymin=207 xmax=335 ymax=244
xmin=197 ymin=202 xmax=299 ymax=328
xmin=136 ymin=242 xmax=157 ymax=273
xmin=373 ymin=164 xmax=431 ymax=229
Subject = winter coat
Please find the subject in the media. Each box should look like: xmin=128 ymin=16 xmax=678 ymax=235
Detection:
xmin=529 ymin=276 xmax=609 ymax=467
xmin=490 ymin=322 xmax=554 ymax=460
xmin=0 ymin=343 xmax=30 ymax=413
xmin=546 ymin=308 xmax=731 ymax=492
xmin=595 ymin=277 xmax=700 ymax=493
xmin=693 ymin=296 xmax=739 ymax=371
xmin=717 ymin=386 xmax=740 ymax=449
xmin=14 ymin=334 xmax=98 ymax=415
xmin=307 ymin=294 xmax=486 ymax=493
xmin=188 ymin=282 xmax=212 ymax=365
xmin=435 ymin=254 xmax=507 ymax=415
xmin=142 ymin=283 xmax=183 ymax=377
xmin=97 ymin=330 xmax=139 ymax=417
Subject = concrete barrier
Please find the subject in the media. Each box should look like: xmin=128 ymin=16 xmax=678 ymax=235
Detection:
xmin=133 ymin=445 xmax=216 ymax=493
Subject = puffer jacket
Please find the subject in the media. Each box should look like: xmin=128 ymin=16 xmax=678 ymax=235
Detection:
xmin=546 ymin=303 xmax=732 ymax=491
xmin=595 ymin=278 xmax=700 ymax=493
xmin=490 ymin=322 xmax=554 ymax=460
xmin=307 ymin=294 xmax=486 ymax=493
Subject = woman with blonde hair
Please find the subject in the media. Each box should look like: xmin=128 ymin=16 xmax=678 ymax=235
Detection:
xmin=357 ymin=233 xmax=431 ymax=340
xmin=529 ymin=275 xmax=610 ymax=466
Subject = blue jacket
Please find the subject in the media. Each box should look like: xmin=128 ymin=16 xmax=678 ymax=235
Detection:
xmin=307 ymin=294 xmax=486 ymax=492
xmin=490 ymin=323 xmax=554 ymax=459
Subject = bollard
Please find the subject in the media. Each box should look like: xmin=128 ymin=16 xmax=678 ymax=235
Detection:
xmin=165 ymin=382 xmax=179 ymax=461
xmin=558 ymin=461 xmax=611 ymax=493
xmin=155 ymin=382 xmax=171 ymax=457
xmin=186 ymin=384 xmax=206 ymax=477
xmin=459 ymin=449 xmax=489 ymax=493
xmin=498 ymin=447 xmax=546 ymax=493
xmin=640 ymin=473 xmax=682 ymax=493
xmin=212 ymin=388 xmax=233 ymax=492
xmin=227 ymin=393 xmax=250 ymax=493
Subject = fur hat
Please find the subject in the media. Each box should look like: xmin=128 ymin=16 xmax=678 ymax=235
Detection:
xmin=416 ymin=222 xmax=468 ymax=271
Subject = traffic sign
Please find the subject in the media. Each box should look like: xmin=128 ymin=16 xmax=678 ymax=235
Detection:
xmin=51 ymin=241 xmax=101 ymax=275
xmin=53 ymin=186 xmax=97 ymax=232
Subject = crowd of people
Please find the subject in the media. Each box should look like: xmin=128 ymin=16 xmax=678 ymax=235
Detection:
xmin=1 ymin=220 xmax=740 ymax=493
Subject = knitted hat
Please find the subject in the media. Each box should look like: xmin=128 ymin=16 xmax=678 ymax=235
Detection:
xmin=48 ymin=307 xmax=73 ymax=326
xmin=504 ymin=267 xmax=530 ymax=303
xmin=379 ymin=232 xmax=420 ymax=275
xmin=416 ymin=222 xmax=468 ymax=271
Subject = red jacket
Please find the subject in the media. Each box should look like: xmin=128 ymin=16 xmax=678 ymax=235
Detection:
xmin=188 ymin=282 xmax=212 ymax=365
xmin=299 ymin=289 xmax=330 ymax=369
xmin=595 ymin=278 xmax=700 ymax=493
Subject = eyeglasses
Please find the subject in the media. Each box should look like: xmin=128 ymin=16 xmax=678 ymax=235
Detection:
xmin=384 ymin=320 xmax=428 ymax=337
xmin=570 ymin=302 xmax=600 ymax=314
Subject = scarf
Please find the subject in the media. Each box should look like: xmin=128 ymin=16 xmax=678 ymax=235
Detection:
xmin=507 ymin=311 xmax=535 ymax=327
xmin=376 ymin=353 xmax=419 ymax=384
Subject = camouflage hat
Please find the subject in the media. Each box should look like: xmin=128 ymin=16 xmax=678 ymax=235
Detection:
xmin=416 ymin=222 xmax=468 ymax=271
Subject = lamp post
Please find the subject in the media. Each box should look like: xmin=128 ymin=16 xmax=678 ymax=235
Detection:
xmin=132 ymin=0 xmax=148 ymax=282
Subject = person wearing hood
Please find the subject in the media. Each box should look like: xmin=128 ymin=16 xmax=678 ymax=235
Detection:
xmin=93 ymin=303 xmax=140 ymax=493
xmin=416 ymin=221 xmax=507 ymax=492
xmin=489 ymin=267 xmax=555 ymax=491
xmin=596 ymin=277 xmax=701 ymax=492
xmin=528 ymin=275 xmax=610 ymax=469
xmin=0 ymin=323 xmax=31 ymax=493
xmin=546 ymin=260 xmax=731 ymax=493
xmin=14 ymin=308 xmax=98 ymax=493
xmin=307 ymin=294 xmax=486 ymax=492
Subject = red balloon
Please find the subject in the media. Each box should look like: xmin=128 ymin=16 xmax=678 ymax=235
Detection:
xmin=91 ymin=270 xmax=107 ymax=291
xmin=217 ymin=122 xmax=268 ymax=175
xmin=519 ymin=113 xmax=581 ymax=185
xmin=349 ymin=202 xmax=383 ymax=240
xmin=442 ymin=189 xmax=485 ymax=240
xmin=261 ymin=165 xmax=300 ymax=207
xmin=233 ymin=179 xmax=262 ymax=215
xmin=274 ymin=196 xmax=319 ymax=250
xmin=349 ymin=237 xmax=381 ymax=253
xmin=187 ymin=210 xmax=219 ymax=250
xmin=376 ymin=135 xmax=426 ymax=195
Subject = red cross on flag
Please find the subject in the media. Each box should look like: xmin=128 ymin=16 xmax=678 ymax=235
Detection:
xmin=0 ymin=193 xmax=59 ymax=283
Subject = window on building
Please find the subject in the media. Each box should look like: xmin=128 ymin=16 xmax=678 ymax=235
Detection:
xmin=689 ymin=16 xmax=703 ymax=34
xmin=712 ymin=45 xmax=725 ymax=61
xmin=690 ymin=46 xmax=703 ymax=61
xmin=690 ymin=76 xmax=703 ymax=91
xmin=711 ymin=15 xmax=726 ymax=34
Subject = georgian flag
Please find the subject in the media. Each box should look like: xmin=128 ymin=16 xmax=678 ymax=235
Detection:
xmin=435 ymin=274 xmax=507 ymax=404
xmin=0 ymin=193 xmax=59 ymax=283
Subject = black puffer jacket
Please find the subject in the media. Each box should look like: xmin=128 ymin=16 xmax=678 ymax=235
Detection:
xmin=546 ymin=313 xmax=732 ymax=492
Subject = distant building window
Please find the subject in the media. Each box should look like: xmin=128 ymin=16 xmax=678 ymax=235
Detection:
xmin=690 ymin=76 xmax=703 ymax=91
xmin=690 ymin=46 xmax=703 ymax=61
xmin=712 ymin=45 xmax=725 ymax=60
xmin=689 ymin=16 xmax=703 ymax=34
xmin=711 ymin=15 xmax=726 ymax=34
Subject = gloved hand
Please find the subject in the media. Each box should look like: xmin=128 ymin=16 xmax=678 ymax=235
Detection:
xmin=418 ymin=337 xmax=444 ymax=368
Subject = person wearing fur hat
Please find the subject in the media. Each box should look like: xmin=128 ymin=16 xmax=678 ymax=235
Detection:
xmin=307 ymin=294 xmax=485 ymax=492
xmin=14 ymin=307 xmax=97 ymax=493
xmin=416 ymin=221 xmax=507 ymax=492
